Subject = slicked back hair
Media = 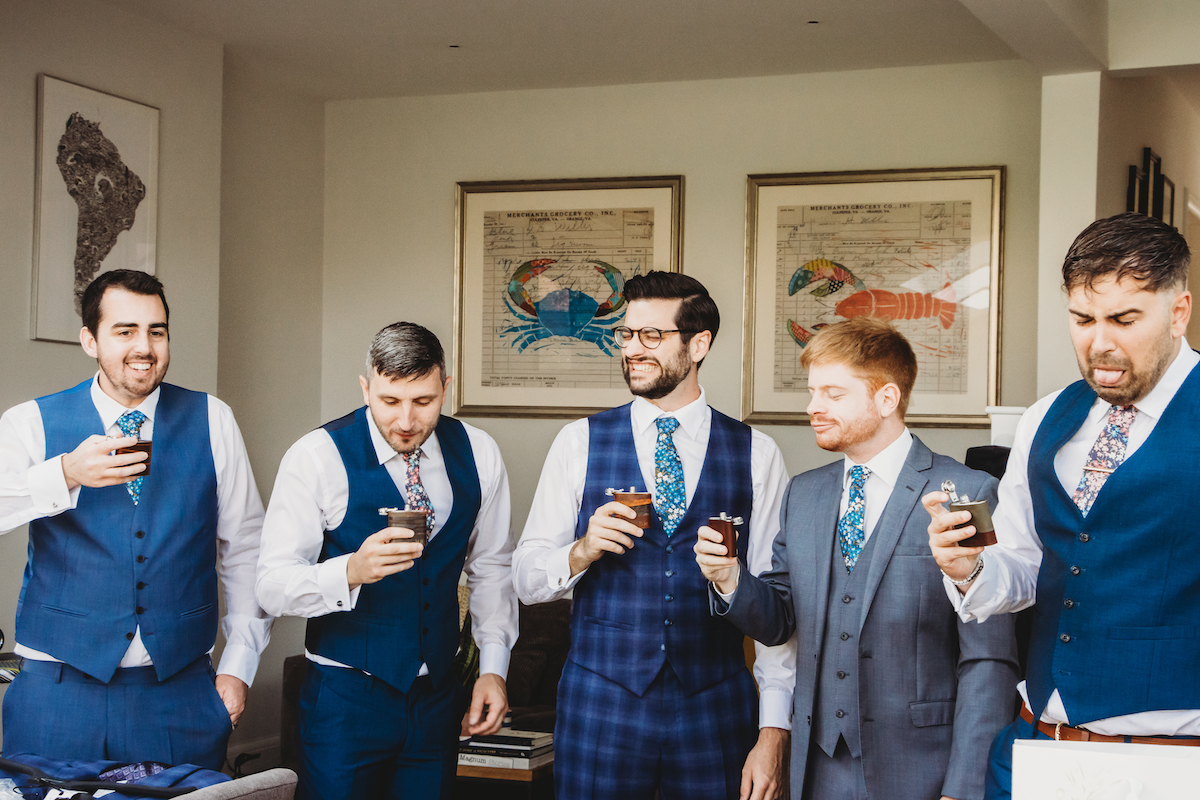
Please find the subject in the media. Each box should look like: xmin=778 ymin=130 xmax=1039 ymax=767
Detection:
xmin=366 ymin=322 xmax=445 ymax=382
xmin=800 ymin=316 xmax=918 ymax=418
xmin=81 ymin=270 xmax=169 ymax=336
xmin=622 ymin=271 xmax=720 ymax=365
xmin=1063 ymin=212 xmax=1190 ymax=294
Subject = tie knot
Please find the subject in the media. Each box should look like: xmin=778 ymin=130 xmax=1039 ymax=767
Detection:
xmin=656 ymin=416 xmax=680 ymax=435
xmin=849 ymin=465 xmax=870 ymax=486
xmin=118 ymin=410 xmax=147 ymax=438
xmin=404 ymin=449 xmax=422 ymax=467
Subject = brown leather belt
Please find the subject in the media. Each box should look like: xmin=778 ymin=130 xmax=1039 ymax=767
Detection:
xmin=1019 ymin=705 xmax=1200 ymax=747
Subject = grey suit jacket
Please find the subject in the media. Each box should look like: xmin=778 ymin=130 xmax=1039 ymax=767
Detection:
xmin=719 ymin=437 xmax=1018 ymax=800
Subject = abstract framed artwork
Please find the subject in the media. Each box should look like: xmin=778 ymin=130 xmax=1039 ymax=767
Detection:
xmin=454 ymin=176 xmax=683 ymax=417
xmin=33 ymin=75 xmax=159 ymax=343
xmin=742 ymin=167 xmax=1004 ymax=427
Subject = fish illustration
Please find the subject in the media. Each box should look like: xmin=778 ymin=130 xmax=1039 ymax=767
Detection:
xmin=787 ymin=320 xmax=829 ymax=348
xmin=788 ymin=258 xmax=867 ymax=298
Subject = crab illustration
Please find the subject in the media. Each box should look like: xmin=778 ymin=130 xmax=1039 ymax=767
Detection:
xmin=502 ymin=258 xmax=627 ymax=354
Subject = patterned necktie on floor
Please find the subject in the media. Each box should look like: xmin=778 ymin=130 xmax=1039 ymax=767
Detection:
xmin=403 ymin=449 xmax=435 ymax=530
xmin=838 ymin=465 xmax=870 ymax=571
xmin=117 ymin=409 xmax=147 ymax=505
xmin=653 ymin=416 xmax=686 ymax=536
xmin=1072 ymin=405 xmax=1137 ymax=517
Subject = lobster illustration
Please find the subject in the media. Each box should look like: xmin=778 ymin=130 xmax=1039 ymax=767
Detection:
xmin=834 ymin=281 xmax=956 ymax=329
xmin=788 ymin=258 xmax=866 ymax=298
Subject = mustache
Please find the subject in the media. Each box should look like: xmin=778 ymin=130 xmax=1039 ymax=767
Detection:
xmin=1087 ymin=355 xmax=1132 ymax=371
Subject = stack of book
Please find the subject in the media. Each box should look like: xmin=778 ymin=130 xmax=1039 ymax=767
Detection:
xmin=458 ymin=728 xmax=554 ymax=770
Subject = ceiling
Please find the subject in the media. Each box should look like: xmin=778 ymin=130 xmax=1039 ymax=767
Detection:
xmin=93 ymin=0 xmax=1200 ymax=107
xmin=95 ymin=0 xmax=1022 ymax=100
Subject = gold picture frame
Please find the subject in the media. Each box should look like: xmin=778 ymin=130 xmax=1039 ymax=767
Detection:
xmin=743 ymin=166 xmax=1004 ymax=427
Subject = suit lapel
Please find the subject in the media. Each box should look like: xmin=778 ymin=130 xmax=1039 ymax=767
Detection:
xmin=807 ymin=464 xmax=841 ymax=656
xmin=858 ymin=437 xmax=932 ymax=630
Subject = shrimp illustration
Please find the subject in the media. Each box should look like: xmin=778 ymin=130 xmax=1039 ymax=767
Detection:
xmin=788 ymin=258 xmax=866 ymax=298
xmin=834 ymin=281 xmax=956 ymax=329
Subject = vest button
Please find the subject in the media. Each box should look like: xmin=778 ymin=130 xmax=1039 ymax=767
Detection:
xmin=665 ymin=570 xmax=675 ymax=577
xmin=137 ymin=582 xmax=146 ymax=590
xmin=842 ymin=595 xmax=852 ymax=604
xmin=836 ymin=710 xmax=846 ymax=718
xmin=840 ymin=632 xmax=850 ymax=641
xmin=837 ymin=671 xmax=847 ymax=679
xmin=1070 ymin=565 xmax=1081 ymax=575
xmin=1060 ymin=633 xmax=1072 ymax=643
xmin=423 ymin=627 xmax=430 ymax=636
xmin=136 ymin=606 xmax=145 ymax=614
xmin=423 ymin=603 xmax=431 ymax=611
xmin=126 ymin=632 xmax=135 ymax=641
xmin=665 ymin=594 xmax=673 ymax=602
xmin=664 ymin=619 xmax=672 ymax=626
xmin=1079 ymin=533 xmax=1090 ymax=543
xmin=1064 ymin=598 xmax=1075 ymax=609
xmin=423 ymin=578 xmax=431 ymax=586
xmin=135 ymin=531 xmax=145 ymax=539
xmin=666 ymin=545 xmax=674 ymax=554
xmin=136 ymin=555 xmax=146 ymax=563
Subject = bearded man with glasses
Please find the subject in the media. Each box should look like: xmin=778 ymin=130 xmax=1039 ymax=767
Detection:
xmin=514 ymin=271 xmax=794 ymax=800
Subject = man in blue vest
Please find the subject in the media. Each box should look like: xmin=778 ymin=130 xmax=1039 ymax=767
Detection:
xmin=697 ymin=317 xmax=1018 ymax=800
xmin=0 ymin=269 xmax=271 ymax=770
xmin=926 ymin=212 xmax=1200 ymax=798
xmin=513 ymin=271 xmax=794 ymax=800
xmin=256 ymin=321 xmax=517 ymax=800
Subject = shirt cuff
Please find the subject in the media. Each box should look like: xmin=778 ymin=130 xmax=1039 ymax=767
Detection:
xmin=478 ymin=642 xmax=511 ymax=681
xmin=29 ymin=455 xmax=76 ymax=515
xmin=759 ymin=687 xmax=793 ymax=730
xmin=714 ymin=565 xmax=740 ymax=603
xmin=318 ymin=554 xmax=360 ymax=612
xmin=215 ymin=643 xmax=260 ymax=687
xmin=944 ymin=558 xmax=993 ymax=623
xmin=546 ymin=542 xmax=586 ymax=593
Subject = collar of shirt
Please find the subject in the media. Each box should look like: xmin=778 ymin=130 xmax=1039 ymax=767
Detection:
xmin=841 ymin=428 xmax=913 ymax=494
xmin=89 ymin=373 xmax=160 ymax=430
xmin=630 ymin=387 xmax=708 ymax=441
xmin=365 ymin=408 xmax=443 ymax=468
xmin=1083 ymin=337 xmax=1199 ymax=426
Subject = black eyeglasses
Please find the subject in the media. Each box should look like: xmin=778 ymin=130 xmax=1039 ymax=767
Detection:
xmin=612 ymin=327 xmax=693 ymax=349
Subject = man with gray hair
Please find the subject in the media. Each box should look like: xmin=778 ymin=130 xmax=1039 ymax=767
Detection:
xmin=257 ymin=321 xmax=517 ymax=800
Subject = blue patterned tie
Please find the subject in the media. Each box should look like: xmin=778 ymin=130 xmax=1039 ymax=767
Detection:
xmin=403 ymin=449 xmax=435 ymax=530
xmin=838 ymin=465 xmax=870 ymax=570
xmin=117 ymin=410 xmax=147 ymax=505
xmin=653 ymin=417 xmax=686 ymax=536
xmin=1072 ymin=405 xmax=1137 ymax=517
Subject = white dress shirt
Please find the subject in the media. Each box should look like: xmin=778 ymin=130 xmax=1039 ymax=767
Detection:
xmin=256 ymin=412 xmax=518 ymax=680
xmin=0 ymin=375 xmax=272 ymax=686
xmin=512 ymin=389 xmax=796 ymax=729
xmin=949 ymin=340 xmax=1200 ymax=735
xmin=839 ymin=429 xmax=914 ymax=544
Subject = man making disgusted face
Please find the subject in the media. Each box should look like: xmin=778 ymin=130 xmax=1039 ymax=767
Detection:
xmin=0 ymin=269 xmax=270 ymax=770
xmin=696 ymin=317 xmax=1017 ymax=800
xmin=256 ymin=321 xmax=517 ymax=800
xmin=925 ymin=212 xmax=1200 ymax=798
xmin=514 ymin=271 xmax=794 ymax=800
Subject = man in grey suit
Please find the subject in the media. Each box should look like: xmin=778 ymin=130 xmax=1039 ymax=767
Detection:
xmin=696 ymin=317 xmax=1018 ymax=800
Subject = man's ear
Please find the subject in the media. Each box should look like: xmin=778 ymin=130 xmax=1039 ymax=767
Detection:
xmin=876 ymin=382 xmax=902 ymax=419
xmin=688 ymin=330 xmax=712 ymax=364
xmin=80 ymin=326 xmax=98 ymax=359
xmin=1170 ymin=289 xmax=1192 ymax=339
xmin=359 ymin=373 xmax=371 ymax=405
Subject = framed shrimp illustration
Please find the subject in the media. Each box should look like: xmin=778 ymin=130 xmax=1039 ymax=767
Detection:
xmin=742 ymin=167 xmax=1004 ymax=426
xmin=454 ymin=176 xmax=683 ymax=417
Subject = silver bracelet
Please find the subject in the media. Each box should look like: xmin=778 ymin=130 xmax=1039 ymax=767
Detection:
xmin=943 ymin=555 xmax=984 ymax=586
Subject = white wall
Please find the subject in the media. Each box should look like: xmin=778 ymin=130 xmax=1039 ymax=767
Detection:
xmin=323 ymin=60 xmax=1045 ymax=532
xmin=0 ymin=0 xmax=223 ymax=745
xmin=217 ymin=50 xmax=327 ymax=755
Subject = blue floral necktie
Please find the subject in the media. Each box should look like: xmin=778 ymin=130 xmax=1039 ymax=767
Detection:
xmin=117 ymin=410 xmax=147 ymax=505
xmin=838 ymin=465 xmax=870 ymax=571
xmin=403 ymin=449 xmax=435 ymax=530
xmin=653 ymin=417 xmax=686 ymax=536
xmin=1072 ymin=405 xmax=1137 ymax=517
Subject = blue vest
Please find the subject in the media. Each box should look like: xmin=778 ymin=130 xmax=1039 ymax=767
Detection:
xmin=1026 ymin=362 xmax=1200 ymax=723
xmin=304 ymin=409 xmax=481 ymax=693
xmin=570 ymin=403 xmax=753 ymax=697
xmin=23 ymin=380 xmax=219 ymax=683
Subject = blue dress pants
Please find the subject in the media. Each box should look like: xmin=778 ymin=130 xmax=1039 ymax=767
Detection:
xmin=297 ymin=663 xmax=462 ymax=800
xmin=1 ymin=656 xmax=232 ymax=770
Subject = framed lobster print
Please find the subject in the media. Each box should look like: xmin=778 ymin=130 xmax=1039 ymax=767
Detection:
xmin=453 ymin=176 xmax=683 ymax=417
xmin=742 ymin=167 xmax=1004 ymax=427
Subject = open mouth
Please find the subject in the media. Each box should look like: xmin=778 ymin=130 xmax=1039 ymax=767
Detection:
xmin=127 ymin=362 xmax=154 ymax=373
xmin=1092 ymin=366 xmax=1126 ymax=387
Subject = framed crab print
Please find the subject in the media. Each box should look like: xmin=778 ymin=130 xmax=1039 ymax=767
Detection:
xmin=742 ymin=167 xmax=1004 ymax=427
xmin=453 ymin=176 xmax=683 ymax=417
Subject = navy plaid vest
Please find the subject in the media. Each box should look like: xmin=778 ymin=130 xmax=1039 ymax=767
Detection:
xmin=26 ymin=380 xmax=218 ymax=683
xmin=1026 ymin=361 xmax=1200 ymax=724
xmin=305 ymin=409 xmax=481 ymax=693
xmin=570 ymin=403 xmax=753 ymax=697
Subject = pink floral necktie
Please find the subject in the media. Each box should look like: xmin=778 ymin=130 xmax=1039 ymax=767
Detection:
xmin=1072 ymin=405 xmax=1137 ymax=517
xmin=403 ymin=449 xmax=434 ymax=529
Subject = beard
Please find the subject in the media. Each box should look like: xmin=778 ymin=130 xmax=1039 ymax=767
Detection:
xmin=812 ymin=405 xmax=884 ymax=454
xmin=622 ymin=346 xmax=693 ymax=400
xmin=1078 ymin=333 xmax=1175 ymax=406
